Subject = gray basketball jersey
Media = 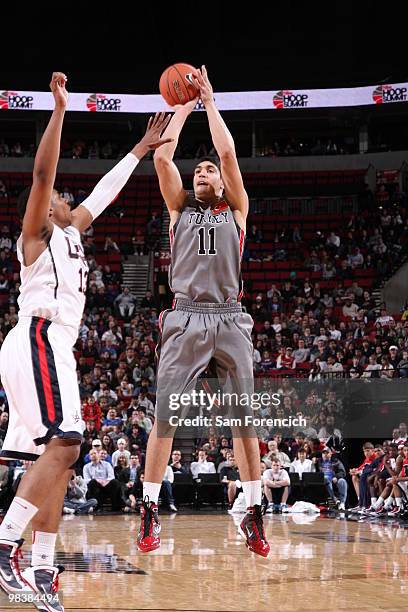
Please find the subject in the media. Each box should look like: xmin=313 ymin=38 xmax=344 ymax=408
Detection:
xmin=169 ymin=196 xmax=244 ymax=302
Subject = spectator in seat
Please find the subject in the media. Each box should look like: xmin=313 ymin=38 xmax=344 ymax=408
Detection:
xmin=263 ymin=460 xmax=290 ymax=512
xmin=375 ymin=308 xmax=394 ymax=328
xmin=83 ymin=420 xmax=99 ymax=444
xmin=318 ymin=415 xmax=342 ymax=449
xmin=101 ymin=434 xmax=115 ymax=458
xmin=114 ymin=454 xmax=130 ymax=481
xmin=63 ymin=473 xmax=98 ymax=515
xmin=112 ymin=437 xmax=131 ymax=467
xmin=348 ymin=247 xmax=364 ymax=268
xmin=289 ymin=448 xmax=313 ymax=479
xmin=190 ymin=449 xmax=216 ymax=479
xmin=362 ymin=354 xmax=381 ymax=379
xmin=104 ymin=236 xmax=120 ymax=252
xmin=260 ymin=350 xmax=275 ymax=371
xmin=219 ymin=454 xmax=242 ymax=507
xmin=247 ymin=224 xmax=262 ymax=243
xmin=276 ymin=346 xmax=297 ymax=369
xmin=322 ymin=261 xmax=336 ymax=279
xmin=133 ymin=357 xmax=155 ymax=387
xmin=132 ymin=231 xmax=145 ymax=256
xmin=379 ymin=356 xmax=394 ymax=381
xmin=117 ymin=454 xmax=142 ymax=511
xmin=83 ymin=449 xmax=126 ymax=511
xmin=136 ymin=390 xmax=155 ymax=418
xmin=126 ymin=423 xmax=148 ymax=454
xmin=156 ymin=464 xmax=177 ymax=512
xmin=140 ymin=290 xmax=157 ymax=309
xmin=342 ymin=297 xmax=359 ymax=319
xmin=388 ymin=345 xmax=400 ymax=369
xmin=101 ymin=408 xmax=122 ymax=432
xmin=313 ymin=448 xmax=347 ymax=510
xmin=0 ymin=226 xmax=12 ymax=250
xmin=131 ymin=406 xmax=153 ymax=434
xmin=293 ymin=339 xmax=310 ymax=363
xmin=82 ymin=396 xmax=102 ymax=431
xmin=115 ymin=287 xmax=138 ymax=318
xmin=263 ymin=440 xmax=291 ymax=469
xmin=170 ymin=449 xmax=188 ymax=474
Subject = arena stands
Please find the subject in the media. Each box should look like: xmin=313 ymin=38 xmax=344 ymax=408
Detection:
xmin=0 ymin=168 xmax=407 ymax=517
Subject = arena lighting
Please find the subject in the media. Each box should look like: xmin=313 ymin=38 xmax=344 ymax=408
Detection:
xmin=0 ymin=82 xmax=407 ymax=112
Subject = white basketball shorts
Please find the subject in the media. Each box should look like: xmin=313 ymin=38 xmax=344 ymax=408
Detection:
xmin=0 ymin=316 xmax=84 ymax=461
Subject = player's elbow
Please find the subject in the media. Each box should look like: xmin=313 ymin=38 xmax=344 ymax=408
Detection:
xmin=154 ymin=150 xmax=172 ymax=166
xmin=32 ymin=168 xmax=50 ymax=184
xmin=219 ymin=147 xmax=236 ymax=161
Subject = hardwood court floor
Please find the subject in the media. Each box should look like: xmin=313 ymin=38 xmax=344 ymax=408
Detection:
xmin=0 ymin=512 xmax=407 ymax=611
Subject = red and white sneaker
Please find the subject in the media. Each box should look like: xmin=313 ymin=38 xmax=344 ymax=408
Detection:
xmin=137 ymin=496 xmax=161 ymax=553
xmin=388 ymin=507 xmax=401 ymax=516
xmin=238 ymin=505 xmax=270 ymax=558
xmin=20 ymin=565 xmax=64 ymax=611
xmin=0 ymin=538 xmax=25 ymax=594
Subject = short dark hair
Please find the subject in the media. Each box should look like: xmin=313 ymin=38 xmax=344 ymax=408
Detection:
xmin=17 ymin=186 xmax=31 ymax=219
xmin=195 ymin=156 xmax=221 ymax=171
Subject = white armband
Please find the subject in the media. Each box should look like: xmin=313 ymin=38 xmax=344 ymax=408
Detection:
xmin=81 ymin=153 xmax=139 ymax=220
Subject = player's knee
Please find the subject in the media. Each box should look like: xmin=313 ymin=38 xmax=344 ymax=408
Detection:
xmin=156 ymin=420 xmax=177 ymax=438
xmin=47 ymin=438 xmax=81 ymax=467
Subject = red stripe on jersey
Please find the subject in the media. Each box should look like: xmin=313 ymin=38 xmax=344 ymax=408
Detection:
xmin=35 ymin=318 xmax=56 ymax=423
xmin=158 ymin=310 xmax=165 ymax=333
xmin=169 ymin=227 xmax=174 ymax=250
xmin=239 ymin=229 xmax=245 ymax=258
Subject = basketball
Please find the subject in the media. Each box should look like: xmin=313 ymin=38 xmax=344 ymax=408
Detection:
xmin=159 ymin=63 xmax=199 ymax=106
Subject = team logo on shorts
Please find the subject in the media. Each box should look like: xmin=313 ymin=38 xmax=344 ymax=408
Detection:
xmin=72 ymin=412 xmax=81 ymax=424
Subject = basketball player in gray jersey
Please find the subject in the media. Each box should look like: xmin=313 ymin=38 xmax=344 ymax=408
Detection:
xmin=138 ymin=66 xmax=269 ymax=557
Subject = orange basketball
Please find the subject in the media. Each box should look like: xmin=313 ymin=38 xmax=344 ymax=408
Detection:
xmin=159 ymin=63 xmax=199 ymax=106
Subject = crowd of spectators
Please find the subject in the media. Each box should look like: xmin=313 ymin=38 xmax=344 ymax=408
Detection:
xmin=1 ymin=174 xmax=408 ymax=516
xmin=0 ymin=133 xmax=404 ymax=160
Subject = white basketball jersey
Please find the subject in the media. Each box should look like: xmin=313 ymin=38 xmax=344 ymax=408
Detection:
xmin=17 ymin=224 xmax=88 ymax=340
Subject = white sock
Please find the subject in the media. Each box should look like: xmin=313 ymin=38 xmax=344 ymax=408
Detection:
xmin=143 ymin=481 xmax=161 ymax=505
xmin=384 ymin=496 xmax=394 ymax=509
xmin=242 ymin=480 xmax=262 ymax=507
xmin=0 ymin=497 xmax=38 ymax=541
xmin=396 ymin=497 xmax=403 ymax=508
xmin=31 ymin=531 xmax=57 ymax=567
xmin=374 ymin=497 xmax=384 ymax=509
xmin=371 ymin=497 xmax=377 ymax=506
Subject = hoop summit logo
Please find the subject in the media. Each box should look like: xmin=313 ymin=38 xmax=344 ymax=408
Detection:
xmin=273 ymin=90 xmax=308 ymax=108
xmin=86 ymin=94 xmax=121 ymax=112
xmin=372 ymin=85 xmax=407 ymax=104
xmin=0 ymin=91 xmax=34 ymax=110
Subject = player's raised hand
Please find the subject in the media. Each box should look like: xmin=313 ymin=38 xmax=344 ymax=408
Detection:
xmin=50 ymin=72 xmax=68 ymax=109
xmin=194 ymin=65 xmax=213 ymax=106
xmin=140 ymin=112 xmax=174 ymax=150
xmin=172 ymin=97 xmax=199 ymax=115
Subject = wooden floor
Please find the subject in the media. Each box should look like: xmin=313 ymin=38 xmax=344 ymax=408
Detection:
xmin=1 ymin=512 xmax=407 ymax=611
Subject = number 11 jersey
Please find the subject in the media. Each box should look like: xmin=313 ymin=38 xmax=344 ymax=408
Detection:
xmin=168 ymin=196 xmax=245 ymax=303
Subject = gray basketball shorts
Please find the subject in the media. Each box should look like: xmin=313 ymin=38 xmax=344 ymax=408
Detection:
xmin=155 ymin=299 xmax=255 ymax=431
